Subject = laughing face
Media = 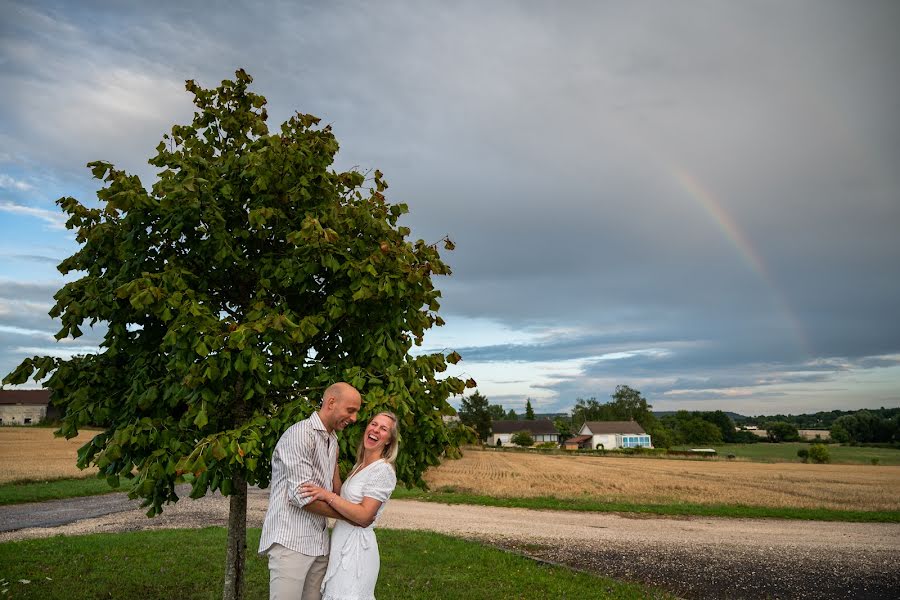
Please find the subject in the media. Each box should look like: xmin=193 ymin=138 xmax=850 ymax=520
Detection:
xmin=362 ymin=414 xmax=395 ymax=455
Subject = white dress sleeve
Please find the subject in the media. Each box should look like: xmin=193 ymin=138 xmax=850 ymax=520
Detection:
xmin=362 ymin=461 xmax=397 ymax=503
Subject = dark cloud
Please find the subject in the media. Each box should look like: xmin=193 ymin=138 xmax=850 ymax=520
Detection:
xmin=1 ymin=1 xmax=898 ymax=412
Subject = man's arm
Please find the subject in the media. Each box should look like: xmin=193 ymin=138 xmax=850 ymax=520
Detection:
xmin=304 ymin=499 xmax=365 ymax=526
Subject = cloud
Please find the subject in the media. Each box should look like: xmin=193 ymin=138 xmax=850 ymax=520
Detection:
xmin=0 ymin=175 xmax=32 ymax=191
xmin=1 ymin=1 xmax=899 ymax=414
xmin=0 ymin=200 xmax=67 ymax=229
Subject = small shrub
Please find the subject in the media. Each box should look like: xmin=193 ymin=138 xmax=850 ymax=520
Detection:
xmin=510 ymin=430 xmax=534 ymax=447
xmin=726 ymin=454 xmax=736 ymax=460
xmin=535 ymin=442 xmax=557 ymax=449
xmin=870 ymin=457 xmax=880 ymax=466
xmin=797 ymin=448 xmax=809 ymax=462
xmin=807 ymin=444 xmax=830 ymax=464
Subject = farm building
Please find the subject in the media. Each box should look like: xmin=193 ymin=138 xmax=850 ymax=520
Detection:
xmin=566 ymin=421 xmax=652 ymax=450
xmin=489 ymin=419 xmax=560 ymax=447
xmin=0 ymin=390 xmax=55 ymax=426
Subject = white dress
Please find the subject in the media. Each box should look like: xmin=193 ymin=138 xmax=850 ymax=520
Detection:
xmin=321 ymin=459 xmax=397 ymax=600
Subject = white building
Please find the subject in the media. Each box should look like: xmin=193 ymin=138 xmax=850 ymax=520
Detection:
xmin=568 ymin=420 xmax=652 ymax=450
xmin=489 ymin=419 xmax=560 ymax=447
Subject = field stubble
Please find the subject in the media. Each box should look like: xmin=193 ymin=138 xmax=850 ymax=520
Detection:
xmin=424 ymin=448 xmax=900 ymax=511
xmin=0 ymin=428 xmax=98 ymax=483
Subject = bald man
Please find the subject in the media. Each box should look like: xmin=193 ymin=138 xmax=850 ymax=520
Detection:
xmin=259 ymin=382 xmax=362 ymax=600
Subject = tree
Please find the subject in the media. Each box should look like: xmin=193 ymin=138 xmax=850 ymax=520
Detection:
xmin=506 ymin=408 xmax=518 ymax=420
xmin=487 ymin=403 xmax=506 ymax=421
xmin=679 ymin=417 xmax=723 ymax=445
xmin=766 ymin=421 xmax=800 ymax=443
xmin=511 ymin=430 xmax=534 ymax=447
xmin=571 ymin=396 xmax=602 ymax=427
xmin=525 ymin=398 xmax=535 ymax=420
xmin=2 ymin=71 xmax=473 ymax=600
xmin=553 ymin=416 xmax=572 ymax=441
xmin=571 ymin=387 xmax=659 ymax=432
xmin=703 ymin=410 xmax=738 ymax=443
xmin=458 ymin=391 xmax=492 ymax=442
xmin=609 ymin=385 xmax=655 ymax=426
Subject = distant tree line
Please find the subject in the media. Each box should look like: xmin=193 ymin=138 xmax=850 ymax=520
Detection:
xmin=740 ymin=407 xmax=899 ymax=431
xmin=829 ymin=409 xmax=898 ymax=444
xmin=457 ymin=388 xmax=898 ymax=446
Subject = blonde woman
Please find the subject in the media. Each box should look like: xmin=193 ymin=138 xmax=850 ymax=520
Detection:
xmin=299 ymin=412 xmax=399 ymax=600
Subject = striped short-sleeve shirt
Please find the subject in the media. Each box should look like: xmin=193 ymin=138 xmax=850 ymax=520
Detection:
xmin=259 ymin=412 xmax=338 ymax=556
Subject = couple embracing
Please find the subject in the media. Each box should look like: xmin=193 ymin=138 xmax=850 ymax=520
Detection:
xmin=259 ymin=382 xmax=399 ymax=600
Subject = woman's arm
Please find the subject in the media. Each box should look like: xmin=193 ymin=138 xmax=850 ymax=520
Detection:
xmin=299 ymin=483 xmax=382 ymax=528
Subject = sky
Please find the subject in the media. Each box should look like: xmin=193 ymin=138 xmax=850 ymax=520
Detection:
xmin=1 ymin=1 xmax=898 ymax=417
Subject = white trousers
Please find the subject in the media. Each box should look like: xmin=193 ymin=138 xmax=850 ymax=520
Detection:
xmin=267 ymin=543 xmax=329 ymax=600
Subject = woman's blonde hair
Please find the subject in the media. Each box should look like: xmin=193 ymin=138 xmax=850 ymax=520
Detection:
xmin=354 ymin=411 xmax=400 ymax=471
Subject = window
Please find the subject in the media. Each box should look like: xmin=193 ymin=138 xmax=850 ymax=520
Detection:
xmin=24 ymin=418 xmax=32 ymax=425
xmin=621 ymin=435 xmax=651 ymax=448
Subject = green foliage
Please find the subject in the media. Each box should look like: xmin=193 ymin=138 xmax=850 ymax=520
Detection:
xmin=511 ymin=430 xmax=534 ymax=447
xmin=765 ymin=421 xmax=800 ymax=443
xmin=658 ymin=411 xmax=725 ymax=446
xmin=743 ymin=407 xmax=900 ymax=430
xmin=807 ymin=443 xmax=831 ymax=464
xmin=797 ymin=448 xmax=809 ymax=461
xmin=505 ymin=408 xmax=518 ymax=420
xmin=524 ymin=398 xmax=535 ymax=420
xmin=553 ymin=416 xmax=572 ymax=441
xmin=1 ymin=70 xmax=471 ymax=517
xmin=486 ymin=402 xmax=506 ymax=420
xmin=830 ymin=410 xmax=898 ymax=444
xmin=571 ymin=385 xmax=659 ymax=433
xmin=457 ymin=391 xmax=492 ymax=442
xmin=535 ymin=441 xmax=558 ymax=449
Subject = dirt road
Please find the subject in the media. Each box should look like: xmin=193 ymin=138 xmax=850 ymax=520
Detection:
xmin=1 ymin=489 xmax=898 ymax=599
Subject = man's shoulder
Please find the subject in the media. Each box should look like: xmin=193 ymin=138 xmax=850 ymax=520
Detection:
xmin=277 ymin=415 xmax=316 ymax=441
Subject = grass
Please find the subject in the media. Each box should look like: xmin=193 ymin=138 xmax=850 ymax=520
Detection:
xmin=392 ymin=487 xmax=900 ymax=522
xmin=690 ymin=442 xmax=900 ymax=465
xmin=0 ymin=528 xmax=672 ymax=600
xmin=0 ymin=477 xmax=115 ymax=506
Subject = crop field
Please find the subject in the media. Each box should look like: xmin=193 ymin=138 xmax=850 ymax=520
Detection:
xmin=424 ymin=448 xmax=900 ymax=512
xmin=0 ymin=428 xmax=99 ymax=484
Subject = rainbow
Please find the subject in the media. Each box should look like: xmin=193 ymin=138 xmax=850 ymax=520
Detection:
xmin=670 ymin=166 xmax=811 ymax=357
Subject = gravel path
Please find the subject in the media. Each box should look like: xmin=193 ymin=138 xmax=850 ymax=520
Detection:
xmin=1 ymin=489 xmax=898 ymax=599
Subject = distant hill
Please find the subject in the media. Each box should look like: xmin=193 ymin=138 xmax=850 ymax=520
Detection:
xmin=653 ymin=410 xmax=747 ymax=421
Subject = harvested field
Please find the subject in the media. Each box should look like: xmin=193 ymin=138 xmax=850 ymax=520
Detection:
xmin=0 ymin=427 xmax=99 ymax=484
xmin=424 ymin=448 xmax=900 ymax=511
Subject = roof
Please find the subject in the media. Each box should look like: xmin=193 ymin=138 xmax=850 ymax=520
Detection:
xmin=0 ymin=390 xmax=51 ymax=406
xmin=491 ymin=419 xmax=558 ymax=434
xmin=562 ymin=435 xmax=591 ymax=444
xmin=581 ymin=421 xmax=647 ymax=435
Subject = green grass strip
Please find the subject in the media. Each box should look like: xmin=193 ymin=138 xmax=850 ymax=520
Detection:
xmin=0 ymin=477 xmax=114 ymax=506
xmin=0 ymin=528 xmax=673 ymax=600
xmin=392 ymin=488 xmax=900 ymax=523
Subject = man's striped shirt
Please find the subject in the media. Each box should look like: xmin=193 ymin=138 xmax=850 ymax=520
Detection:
xmin=259 ymin=412 xmax=338 ymax=556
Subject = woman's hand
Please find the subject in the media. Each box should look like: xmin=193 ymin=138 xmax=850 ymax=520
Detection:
xmin=298 ymin=482 xmax=335 ymax=504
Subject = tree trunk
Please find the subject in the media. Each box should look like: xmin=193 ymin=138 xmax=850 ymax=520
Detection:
xmin=222 ymin=472 xmax=248 ymax=600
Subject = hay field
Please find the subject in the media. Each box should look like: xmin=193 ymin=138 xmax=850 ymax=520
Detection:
xmin=424 ymin=449 xmax=900 ymax=511
xmin=0 ymin=427 xmax=99 ymax=484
